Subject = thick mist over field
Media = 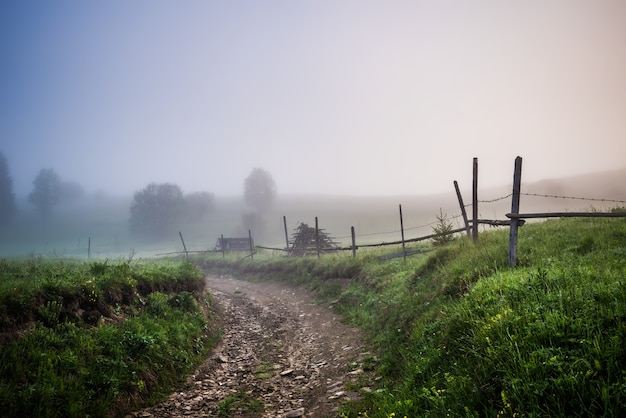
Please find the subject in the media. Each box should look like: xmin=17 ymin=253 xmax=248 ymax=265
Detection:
xmin=1 ymin=168 xmax=624 ymax=258
xmin=1 ymin=2 xmax=625 ymax=257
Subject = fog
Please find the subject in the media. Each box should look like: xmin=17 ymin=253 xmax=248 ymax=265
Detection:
xmin=1 ymin=2 xmax=625 ymax=257
xmin=1 ymin=1 xmax=625 ymax=200
xmin=1 ymin=166 xmax=625 ymax=258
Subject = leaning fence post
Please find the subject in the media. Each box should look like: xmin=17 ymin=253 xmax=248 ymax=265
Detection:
xmin=283 ymin=216 xmax=290 ymax=256
xmin=351 ymin=226 xmax=356 ymax=258
xmin=399 ymin=204 xmax=406 ymax=262
xmin=508 ymin=156 xmax=523 ymax=267
xmin=179 ymin=231 xmax=188 ymax=259
xmin=472 ymin=157 xmax=479 ymax=242
xmin=248 ymin=229 xmax=254 ymax=261
xmin=454 ymin=181 xmax=471 ymax=237
xmin=315 ymin=217 xmax=320 ymax=258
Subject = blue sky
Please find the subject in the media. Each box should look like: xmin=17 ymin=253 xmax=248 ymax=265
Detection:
xmin=1 ymin=1 xmax=625 ymax=198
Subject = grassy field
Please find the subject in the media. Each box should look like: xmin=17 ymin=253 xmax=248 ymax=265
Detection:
xmin=0 ymin=257 xmax=218 ymax=417
xmin=198 ymin=212 xmax=626 ymax=417
xmin=2 ymin=202 xmax=625 ymax=417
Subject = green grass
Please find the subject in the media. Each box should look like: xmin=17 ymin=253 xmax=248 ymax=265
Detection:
xmin=0 ymin=257 xmax=218 ymax=417
xmin=217 ymin=391 xmax=264 ymax=416
xmin=7 ymin=215 xmax=621 ymax=417
xmin=198 ymin=216 xmax=626 ymax=417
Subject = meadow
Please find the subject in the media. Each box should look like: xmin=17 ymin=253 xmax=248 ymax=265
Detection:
xmin=2 ymin=211 xmax=625 ymax=416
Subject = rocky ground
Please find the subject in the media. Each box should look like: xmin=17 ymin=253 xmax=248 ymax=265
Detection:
xmin=130 ymin=275 xmax=373 ymax=418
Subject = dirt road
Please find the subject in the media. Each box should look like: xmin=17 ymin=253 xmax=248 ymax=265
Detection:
xmin=131 ymin=275 xmax=371 ymax=417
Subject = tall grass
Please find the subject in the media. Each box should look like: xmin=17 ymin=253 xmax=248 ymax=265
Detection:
xmin=200 ymin=216 xmax=626 ymax=417
xmin=0 ymin=258 xmax=218 ymax=417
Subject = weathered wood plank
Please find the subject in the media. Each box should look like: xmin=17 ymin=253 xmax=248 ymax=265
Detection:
xmin=506 ymin=212 xmax=626 ymax=219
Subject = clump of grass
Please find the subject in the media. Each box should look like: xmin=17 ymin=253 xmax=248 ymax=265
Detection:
xmin=217 ymin=391 xmax=264 ymax=416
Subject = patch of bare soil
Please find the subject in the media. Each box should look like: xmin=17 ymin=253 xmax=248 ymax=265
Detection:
xmin=130 ymin=275 xmax=373 ymax=418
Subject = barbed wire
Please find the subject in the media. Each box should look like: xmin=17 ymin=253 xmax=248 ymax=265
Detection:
xmin=520 ymin=192 xmax=626 ymax=205
xmin=463 ymin=192 xmax=626 ymax=207
xmin=478 ymin=194 xmax=513 ymax=203
xmin=275 ymin=192 xmax=625 ymax=245
xmin=334 ymin=218 xmax=442 ymax=240
xmin=314 ymin=211 xmax=479 ymax=241
xmin=462 ymin=194 xmax=512 ymax=207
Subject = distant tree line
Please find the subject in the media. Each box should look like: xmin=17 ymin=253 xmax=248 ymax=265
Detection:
xmin=27 ymin=168 xmax=86 ymax=218
xmin=0 ymin=150 xmax=277 ymax=242
xmin=0 ymin=152 xmax=86 ymax=223
xmin=129 ymin=167 xmax=276 ymax=239
xmin=129 ymin=183 xmax=216 ymax=238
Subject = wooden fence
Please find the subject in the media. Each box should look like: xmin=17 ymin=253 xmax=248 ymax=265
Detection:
xmin=505 ymin=156 xmax=626 ymax=266
xmin=162 ymin=156 xmax=625 ymax=265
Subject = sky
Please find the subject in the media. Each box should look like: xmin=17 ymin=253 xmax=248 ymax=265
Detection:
xmin=1 ymin=1 xmax=625 ymax=198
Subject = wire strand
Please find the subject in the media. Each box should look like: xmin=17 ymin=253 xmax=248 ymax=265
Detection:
xmin=521 ymin=192 xmax=626 ymax=205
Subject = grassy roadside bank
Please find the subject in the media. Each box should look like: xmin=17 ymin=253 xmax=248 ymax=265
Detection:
xmin=0 ymin=258 xmax=219 ymax=417
xmin=197 ymin=215 xmax=626 ymax=417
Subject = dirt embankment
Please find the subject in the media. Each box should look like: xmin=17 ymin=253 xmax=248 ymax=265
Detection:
xmin=131 ymin=275 xmax=373 ymax=418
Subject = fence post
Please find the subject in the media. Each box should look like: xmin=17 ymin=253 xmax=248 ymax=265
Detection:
xmin=351 ymin=226 xmax=356 ymax=258
xmin=454 ymin=181 xmax=471 ymax=237
xmin=88 ymin=237 xmax=91 ymax=259
xmin=472 ymin=157 xmax=479 ymax=242
xmin=221 ymin=234 xmax=225 ymax=259
xmin=399 ymin=204 xmax=406 ymax=262
xmin=248 ymin=230 xmax=254 ymax=261
xmin=315 ymin=217 xmax=320 ymax=258
xmin=179 ymin=232 xmax=188 ymax=258
xmin=283 ymin=216 xmax=290 ymax=256
xmin=508 ymin=156 xmax=523 ymax=267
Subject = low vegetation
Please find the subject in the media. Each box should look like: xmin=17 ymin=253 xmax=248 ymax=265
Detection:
xmin=2 ymin=213 xmax=624 ymax=417
xmin=198 ymin=214 xmax=626 ymax=417
xmin=0 ymin=258 xmax=218 ymax=417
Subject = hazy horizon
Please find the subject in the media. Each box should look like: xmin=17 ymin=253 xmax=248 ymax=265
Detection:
xmin=2 ymin=165 xmax=625 ymax=258
xmin=2 ymin=1 xmax=625 ymax=199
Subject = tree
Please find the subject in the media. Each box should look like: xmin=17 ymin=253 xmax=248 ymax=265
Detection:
xmin=184 ymin=191 xmax=215 ymax=222
xmin=431 ymin=208 xmax=455 ymax=246
xmin=28 ymin=168 xmax=61 ymax=218
xmin=129 ymin=183 xmax=185 ymax=237
xmin=0 ymin=152 xmax=16 ymax=225
xmin=243 ymin=168 xmax=277 ymax=214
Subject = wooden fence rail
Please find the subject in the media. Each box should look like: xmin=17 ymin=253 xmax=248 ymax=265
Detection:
xmin=507 ymin=212 xmax=626 ymax=219
xmin=506 ymin=156 xmax=626 ymax=267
